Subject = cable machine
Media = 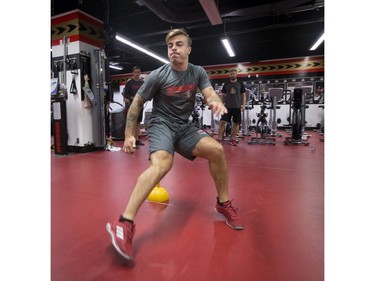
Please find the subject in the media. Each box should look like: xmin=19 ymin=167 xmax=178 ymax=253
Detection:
xmin=51 ymin=39 xmax=108 ymax=153
xmin=268 ymin=88 xmax=283 ymax=137
xmin=51 ymin=36 xmax=69 ymax=155
xmin=284 ymin=87 xmax=310 ymax=145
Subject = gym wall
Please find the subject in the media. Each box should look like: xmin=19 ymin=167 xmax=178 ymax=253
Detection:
xmin=110 ymin=55 xmax=324 ymax=129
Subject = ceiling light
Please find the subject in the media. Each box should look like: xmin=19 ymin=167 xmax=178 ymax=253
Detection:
xmin=310 ymin=33 xmax=325 ymax=51
xmin=199 ymin=0 xmax=223 ymax=25
xmin=115 ymin=33 xmax=169 ymax=64
xmin=220 ymin=37 xmax=236 ymax=57
xmin=109 ymin=64 xmax=123 ymax=70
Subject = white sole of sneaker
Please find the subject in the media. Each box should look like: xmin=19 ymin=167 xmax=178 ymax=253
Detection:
xmin=214 ymin=208 xmax=244 ymax=230
xmin=106 ymin=223 xmax=134 ymax=260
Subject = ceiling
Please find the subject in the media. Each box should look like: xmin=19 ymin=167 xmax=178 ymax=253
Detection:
xmin=51 ymin=0 xmax=324 ymax=73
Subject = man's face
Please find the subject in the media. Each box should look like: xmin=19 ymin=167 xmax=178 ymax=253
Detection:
xmin=133 ymin=69 xmax=141 ymax=79
xmin=229 ymin=70 xmax=237 ymax=80
xmin=167 ymin=35 xmax=191 ymax=64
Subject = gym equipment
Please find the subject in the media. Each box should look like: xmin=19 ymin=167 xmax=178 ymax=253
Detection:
xmin=51 ymin=36 xmax=69 ymax=155
xmin=284 ymin=88 xmax=310 ymax=145
xmin=225 ymin=122 xmax=232 ymax=138
xmin=147 ymin=183 xmax=169 ymax=203
xmin=239 ymin=94 xmax=255 ymax=138
xmin=51 ymin=39 xmax=108 ymax=153
xmin=191 ymin=93 xmax=210 ymax=131
xmin=318 ymin=105 xmax=324 ymax=142
xmin=218 ymin=121 xmax=240 ymax=144
xmin=198 ymin=99 xmax=207 ymax=131
xmin=282 ymin=89 xmax=293 ymax=129
xmin=110 ymin=107 xmax=126 ymax=140
xmin=248 ymin=98 xmax=276 ymax=145
xmin=191 ymin=93 xmax=203 ymax=129
xmin=268 ymin=88 xmax=283 ymax=137
xmin=51 ymin=83 xmax=68 ymax=155
xmin=209 ymin=106 xmax=219 ymax=136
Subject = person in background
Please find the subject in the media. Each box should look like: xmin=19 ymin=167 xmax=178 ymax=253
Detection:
xmin=106 ymin=28 xmax=244 ymax=263
xmin=216 ymin=69 xmax=247 ymax=146
xmin=122 ymin=66 xmax=145 ymax=146
xmin=104 ymin=83 xmax=115 ymax=146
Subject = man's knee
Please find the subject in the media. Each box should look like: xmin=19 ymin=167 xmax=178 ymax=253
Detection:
xmin=150 ymin=150 xmax=174 ymax=175
xmin=211 ymin=141 xmax=225 ymax=159
xmin=194 ymin=137 xmax=225 ymax=160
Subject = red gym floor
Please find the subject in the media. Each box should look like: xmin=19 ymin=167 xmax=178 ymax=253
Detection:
xmin=51 ymin=130 xmax=324 ymax=281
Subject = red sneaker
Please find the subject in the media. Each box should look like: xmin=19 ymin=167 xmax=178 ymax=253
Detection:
xmin=106 ymin=219 xmax=136 ymax=260
xmin=215 ymin=199 xmax=244 ymax=230
xmin=230 ymin=139 xmax=237 ymax=146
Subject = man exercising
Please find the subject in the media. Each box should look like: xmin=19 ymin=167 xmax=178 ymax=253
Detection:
xmin=106 ymin=28 xmax=244 ymax=263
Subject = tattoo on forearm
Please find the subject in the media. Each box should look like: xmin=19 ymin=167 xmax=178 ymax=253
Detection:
xmin=125 ymin=95 xmax=145 ymax=135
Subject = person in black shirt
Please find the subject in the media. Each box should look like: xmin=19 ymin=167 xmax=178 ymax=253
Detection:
xmin=122 ymin=66 xmax=145 ymax=146
xmin=216 ymin=69 xmax=246 ymax=146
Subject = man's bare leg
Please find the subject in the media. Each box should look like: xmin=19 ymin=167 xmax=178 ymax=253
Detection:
xmin=123 ymin=150 xmax=173 ymax=220
xmin=193 ymin=136 xmax=243 ymax=230
xmin=231 ymin=123 xmax=240 ymax=140
xmin=193 ymin=137 xmax=229 ymax=202
xmin=217 ymin=120 xmax=227 ymax=141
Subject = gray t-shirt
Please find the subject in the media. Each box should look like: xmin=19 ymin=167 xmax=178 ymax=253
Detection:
xmin=137 ymin=63 xmax=212 ymax=123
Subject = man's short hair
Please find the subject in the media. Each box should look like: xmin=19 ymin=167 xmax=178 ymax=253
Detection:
xmin=165 ymin=28 xmax=192 ymax=47
xmin=132 ymin=66 xmax=141 ymax=72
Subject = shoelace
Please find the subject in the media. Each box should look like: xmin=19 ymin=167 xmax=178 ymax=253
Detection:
xmin=226 ymin=201 xmax=239 ymax=219
xmin=126 ymin=225 xmax=135 ymax=243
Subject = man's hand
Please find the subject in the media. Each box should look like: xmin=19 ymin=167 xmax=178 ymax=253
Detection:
xmin=209 ymin=101 xmax=228 ymax=116
xmin=202 ymin=87 xmax=227 ymax=116
xmin=122 ymin=94 xmax=145 ymax=154
xmin=122 ymin=135 xmax=136 ymax=154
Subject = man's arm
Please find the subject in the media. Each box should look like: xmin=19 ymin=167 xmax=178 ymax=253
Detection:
xmin=201 ymin=86 xmax=228 ymax=116
xmin=123 ymin=80 xmax=133 ymax=99
xmin=123 ymin=81 xmax=134 ymax=107
xmin=123 ymin=94 xmax=146 ymax=153
xmin=241 ymin=91 xmax=247 ymax=111
xmin=125 ymin=94 xmax=145 ymax=136
xmin=240 ymin=82 xmax=247 ymax=111
xmin=220 ymin=83 xmax=227 ymax=102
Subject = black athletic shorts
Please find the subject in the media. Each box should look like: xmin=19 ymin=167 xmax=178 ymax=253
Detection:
xmin=220 ymin=108 xmax=241 ymax=124
xmin=147 ymin=115 xmax=209 ymax=160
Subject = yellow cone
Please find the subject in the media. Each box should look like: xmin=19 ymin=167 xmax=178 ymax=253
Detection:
xmin=147 ymin=183 xmax=169 ymax=203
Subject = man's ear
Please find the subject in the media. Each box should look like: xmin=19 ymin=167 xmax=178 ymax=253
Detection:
xmin=187 ymin=47 xmax=192 ymax=55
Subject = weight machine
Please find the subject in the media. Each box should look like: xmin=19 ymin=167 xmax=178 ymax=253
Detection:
xmin=248 ymin=97 xmax=276 ymax=145
xmin=51 ymin=36 xmax=108 ymax=153
xmin=238 ymin=90 xmax=255 ymax=138
xmin=191 ymin=93 xmax=214 ymax=134
xmin=284 ymin=87 xmax=310 ymax=145
xmin=268 ymin=88 xmax=283 ymax=137
xmin=209 ymin=105 xmax=220 ymax=137
xmin=191 ymin=94 xmax=203 ymax=129
xmin=317 ymin=105 xmax=324 ymax=142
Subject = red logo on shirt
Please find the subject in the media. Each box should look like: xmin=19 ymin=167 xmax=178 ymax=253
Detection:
xmin=166 ymin=84 xmax=197 ymax=97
